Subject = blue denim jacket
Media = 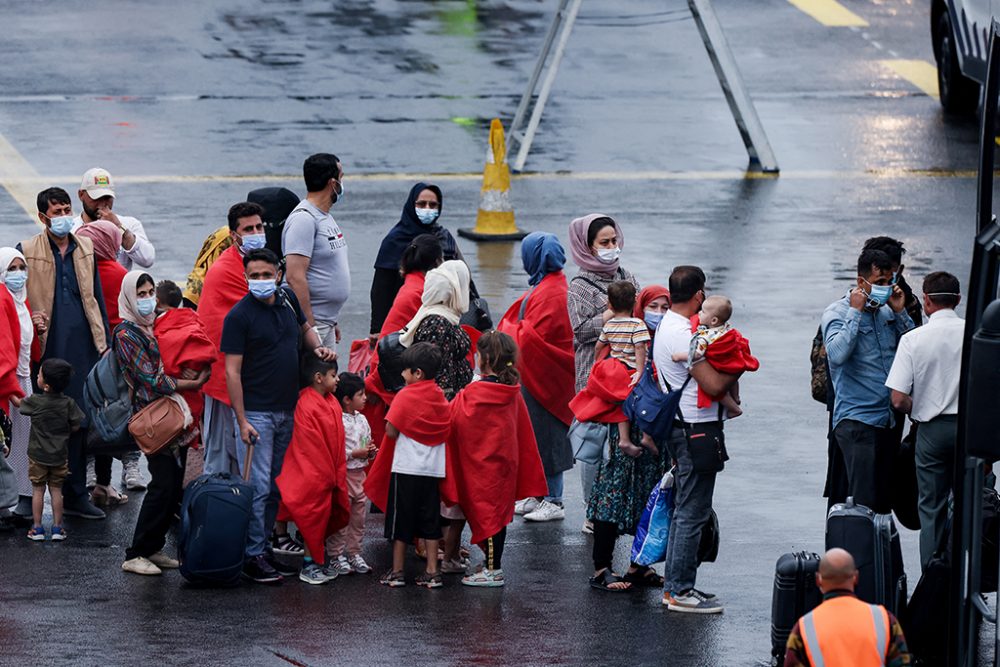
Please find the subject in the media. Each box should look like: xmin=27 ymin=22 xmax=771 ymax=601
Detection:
xmin=821 ymin=294 xmax=914 ymax=429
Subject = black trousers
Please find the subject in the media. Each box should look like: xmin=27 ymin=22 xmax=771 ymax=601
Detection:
xmin=833 ymin=419 xmax=897 ymax=514
xmin=126 ymin=448 xmax=186 ymax=560
xmin=592 ymin=520 xmax=620 ymax=571
xmin=94 ymin=455 xmax=112 ymax=486
xmin=478 ymin=526 xmax=507 ymax=570
xmin=61 ymin=429 xmax=89 ymax=503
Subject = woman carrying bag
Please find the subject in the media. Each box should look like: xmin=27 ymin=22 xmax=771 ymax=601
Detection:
xmin=115 ymin=272 xmax=209 ymax=576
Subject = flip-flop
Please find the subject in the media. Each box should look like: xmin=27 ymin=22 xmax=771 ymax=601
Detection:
xmin=589 ymin=569 xmax=632 ymax=592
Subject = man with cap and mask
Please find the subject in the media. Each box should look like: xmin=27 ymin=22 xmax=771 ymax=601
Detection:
xmin=71 ymin=168 xmax=155 ymax=271
xmin=17 ymin=187 xmax=110 ymax=521
xmin=822 ymin=248 xmax=914 ymax=514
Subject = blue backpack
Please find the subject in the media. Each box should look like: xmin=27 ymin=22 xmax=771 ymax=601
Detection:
xmin=622 ymin=360 xmax=690 ymax=442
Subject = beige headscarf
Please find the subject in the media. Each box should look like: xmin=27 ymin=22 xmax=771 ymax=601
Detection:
xmin=399 ymin=259 xmax=471 ymax=347
xmin=118 ymin=270 xmax=156 ymax=335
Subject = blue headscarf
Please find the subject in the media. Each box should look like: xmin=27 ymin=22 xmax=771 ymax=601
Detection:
xmin=521 ymin=232 xmax=566 ymax=286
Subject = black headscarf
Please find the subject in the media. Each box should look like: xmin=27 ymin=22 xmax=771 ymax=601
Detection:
xmin=373 ymin=182 xmax=459 ymax=271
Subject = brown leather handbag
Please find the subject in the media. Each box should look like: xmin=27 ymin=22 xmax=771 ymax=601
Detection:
xmin=128 ymin=396 xmax=187 ymax=456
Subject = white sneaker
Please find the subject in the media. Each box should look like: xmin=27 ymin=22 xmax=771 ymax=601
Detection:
xmin=122 ymin=459 xmax=147 ymax=491
xmin=514 ymin=497 xmax=541 ymax=516
xmin=348 ymin=554 xmax=371 ymax=574
xmin=524 ymin=500 xmax=566 ymax=522
xmin=122 ymin=557 xmax=162 ymax=576
xmin=332 ymin=555 xmax=352 ymax=575
xmin=148 ymin=552 xmax=179 ymax=569
xmin=581 ymin=519 xmax=594 ymax=535
xmin=665 ymin=590 xmax=724 ymax=614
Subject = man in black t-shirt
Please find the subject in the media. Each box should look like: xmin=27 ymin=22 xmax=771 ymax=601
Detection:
xmin=220 ymin=248 xmax=335 ymax=584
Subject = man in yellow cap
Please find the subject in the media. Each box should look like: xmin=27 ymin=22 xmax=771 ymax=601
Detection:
xmin=784 ymin=548 xmax=911 ymax=666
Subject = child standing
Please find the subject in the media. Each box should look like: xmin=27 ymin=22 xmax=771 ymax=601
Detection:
xmin=447 ymin=331 xmax=548 ymax=587
xmin=364 ymin=342 xmax=453 ymax=589
xmin=18 ymin=359 xmax=84 ymax=541
xmin=275 ymin=356 xmax=351 ymax=585
xmin=326 ymin=372 xmax=376 ymax=576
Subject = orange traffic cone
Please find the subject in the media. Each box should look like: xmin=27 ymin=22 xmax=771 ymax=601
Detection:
xmin=458 ymin=119 xmax=527 ymax=241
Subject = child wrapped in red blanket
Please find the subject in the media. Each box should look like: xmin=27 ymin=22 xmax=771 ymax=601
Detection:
xmin=275 ymin=357 xmax=350 ymax=582
xmin=447 ymin=331 xmax=547 ymax=587
xmin=672 ymin=295 xmax=759 ymax=417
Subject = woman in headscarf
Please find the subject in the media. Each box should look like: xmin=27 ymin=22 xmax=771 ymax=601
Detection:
xmin=497 ymin=233 xmax=575 ymax=523
xmin=634 ymin=285 xmax=670 ymax=338
xmin=363 ymin=234 xmax=444 ymax=449
xmin=115 ymin=271 xmax=210 ymax=576
xmin=369 ymin=183 xmax=462 ymax=338
xmin=0 ymin=248 xmax=38 ymax=520
xmin=76 ymin=221 xmax=131 ymax=506
xmin=566 ymin=214 xmax=640 ymax=532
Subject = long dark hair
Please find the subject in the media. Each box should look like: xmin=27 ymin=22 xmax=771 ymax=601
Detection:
xmin=477 ymin=331 xmax=519 ymax=386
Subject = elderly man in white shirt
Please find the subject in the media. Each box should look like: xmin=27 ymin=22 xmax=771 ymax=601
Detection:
xmin=71 ymin=167 xmax=155 ymax=270
xmin=885 ymin=271 xmax=964 ymax=570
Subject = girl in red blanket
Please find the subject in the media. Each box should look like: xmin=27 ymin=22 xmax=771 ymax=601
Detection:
xmin=364 ymin=342 xmax=454 ymax=589
xmin=447 ymin=331 xmax=548 ymax=587
xmin=671 ymin=294 xmax=759 ymax=417
xmin=275 ymin=356 xmax=350 ymax=585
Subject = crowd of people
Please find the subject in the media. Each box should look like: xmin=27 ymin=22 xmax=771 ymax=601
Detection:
xmin=0 ymin=154 xmax=964 ymax=635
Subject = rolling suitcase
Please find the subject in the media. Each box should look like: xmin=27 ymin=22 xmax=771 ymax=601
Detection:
xmin=770 ymin=551 xmax=822 ymax=662
xmin=825 ymin=497 xmax=907 ymax=615
xmin=178 ymin=438 xmax=255 ymax=586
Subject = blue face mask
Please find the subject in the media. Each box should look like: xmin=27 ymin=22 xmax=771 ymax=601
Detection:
xmin=415 ymin=208 xmax=440 ymax=225
xmin=4 ymin=270 xmax=27 ymax=292
xmin=248 ymin=278 xmax=277 ymax=300
xmin=643 ymin=311 xmax=663 ymax=330
xmin=136 ymin=296 xmax=157 ymax=316
xmin=334 ymin=179 xmax=345 ymax=203
xmin=863 ymin=279 xmax=893 ymax=308
xmin=48 ymin=215 xmax=74 ymax=238
xmin=241 ymin=233 xmax=266 ymax=252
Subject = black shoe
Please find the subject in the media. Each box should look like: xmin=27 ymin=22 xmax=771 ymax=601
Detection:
xmin=63 ymin=497 xmax=106 ymax=520
xmin=7 ymin=512 xmax=32 ymax=528
xmin=242 ymin=555 xmax=283 ymax=584
xmin=265 ymin=553 xmax=298 ymax=578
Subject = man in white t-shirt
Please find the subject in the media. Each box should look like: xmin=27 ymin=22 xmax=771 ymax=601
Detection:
xmin=71 ymin=167 xmax=155 ymax=270
xmin=652 ymin=265 xmax=743 ymax=614
xmin=282 ymin=153 xmax=350 ymax=349
xmin=886 ymin=271 xmax=964 ymax=570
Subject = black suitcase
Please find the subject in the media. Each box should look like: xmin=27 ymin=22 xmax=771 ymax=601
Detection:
xmin=901 ymin=553 xmax=950 ymax=665
xmin=770 ymin=551 xmax=822 ymax=661
xmin=826 ymin=497 xmax=907 ymax=615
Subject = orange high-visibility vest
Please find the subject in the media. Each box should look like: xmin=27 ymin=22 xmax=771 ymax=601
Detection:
xmin=799 ymin=594 xmax=890 ymax=667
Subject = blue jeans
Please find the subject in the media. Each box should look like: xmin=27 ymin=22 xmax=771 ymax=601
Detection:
xmin=663 ymin=428 xmax=718 ymax=596
xmin=233 ymin=410 xmax=294 ymax=558
xmin=545 ymin=471 xmax=564 ymax=504
xmin=203 ymin=395 xmax=240 ymax=476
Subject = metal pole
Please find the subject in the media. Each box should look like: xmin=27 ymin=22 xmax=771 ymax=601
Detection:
xmin=512 ymin=0 xmax=583 ymax=172
xmin=508 ymin=0 xmax=569 ymax=156
xmin=688 ymin=0 xmax=779 ymax=173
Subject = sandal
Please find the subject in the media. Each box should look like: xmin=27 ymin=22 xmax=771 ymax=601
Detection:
xmin=589 ymin=569 xmax=632 ymax=592
xmin=623 ymin=566 xmax=664 ymax=587
xmin=92 ymin=484 xmax=128 ymax=507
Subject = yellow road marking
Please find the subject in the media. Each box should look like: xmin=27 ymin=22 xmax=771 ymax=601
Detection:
xmin=787 ymin=0 xmax=868 ymax=27
xmin=0 ymin=134 xmax=42 ymax=220
xmin=881 ymin=59 xmax=940 ymax=99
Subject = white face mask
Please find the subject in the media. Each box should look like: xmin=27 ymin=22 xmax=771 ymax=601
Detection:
xmin=595 ymin=247 xmax=621 ymax=264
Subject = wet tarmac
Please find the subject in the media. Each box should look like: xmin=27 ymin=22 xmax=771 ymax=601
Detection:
xmin=0 ymin=0 xmax=995 ymax=665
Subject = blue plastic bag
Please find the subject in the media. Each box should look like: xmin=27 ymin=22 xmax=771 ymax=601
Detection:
xmin=630 ymin=470 xmax=675 ymax=566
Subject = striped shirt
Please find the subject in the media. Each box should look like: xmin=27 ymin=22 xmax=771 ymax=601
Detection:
xmin=599 ymin=317 xmax=650 ymax=369
xmin=567 ymin=268 xmax=640 ymax=392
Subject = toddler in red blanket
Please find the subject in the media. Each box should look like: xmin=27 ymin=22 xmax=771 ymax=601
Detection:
xmin=672 ymin=295 xmax=759 ymax=418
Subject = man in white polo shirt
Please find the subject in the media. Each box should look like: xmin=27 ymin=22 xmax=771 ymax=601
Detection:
xmin=71 ymin=167 xmax=155 ymax=270
xmin=652 ymin=265 xmax=743 ymax=614
xmin=885 ymin=271 xmax=964 ymax=571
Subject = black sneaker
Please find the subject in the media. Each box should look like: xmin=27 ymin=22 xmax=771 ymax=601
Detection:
xmin=265 ymin=553 xmax=298 ymax=578
xmin=63 ymin=497 xmax=106 ymax=520
xmin=270 ymin=532 xmax=304 ymax=556
xmin=242 ymin=555 xmax=283 ymax=584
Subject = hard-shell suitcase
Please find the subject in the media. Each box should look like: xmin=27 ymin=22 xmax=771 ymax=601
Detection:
xmin=826 ymin=497 xmax=907 ymax=615
xmin=770 ymin=551 xmax=822 ymax=661
xmin=178 ymin=439 xmax=255 ymax=586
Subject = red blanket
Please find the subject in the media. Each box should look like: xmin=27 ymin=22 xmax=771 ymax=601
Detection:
xmin=497 ymin=272 xmax=575 ymax=425
xmin=568 ymin=358 xmax=632 ymax=424
xmin=699 ymin=327 xmax=760 ymax=407
xmin=365 ymin=271 xmax=425 ymax=407
xmin=447 ymin=381 xmax=547 ymax=543
xmin=96 ymin=259 xmax=127 ymax=329
xmin=364 ymin=380 xmax=455 ymax=512
xmin=197 ymin=246 xmax=247 ymax=404
xmin=154 ymin=308 xmax=217 ymax=441
xmin=0 ymin=288 xmax=25 ymax=415
xmin=276 ymin=388 xmax=350 ymax=561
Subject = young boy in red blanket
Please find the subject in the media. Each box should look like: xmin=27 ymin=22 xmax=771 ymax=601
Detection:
xmin=275 ymin=356 xmax=350 ymax=585
xmin=447 ymin=331 xmax=547 ymax=587
xmin=153 ymin=281 xmax=217 ymax=447
xmin=364 ymin=342 xmax=454 ymax=589
xmin=672 ymin=294 xmax=759 ymax=417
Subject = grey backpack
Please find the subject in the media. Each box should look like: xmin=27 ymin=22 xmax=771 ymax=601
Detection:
xmin=83 ymin=347 xmax=133 ymax=451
